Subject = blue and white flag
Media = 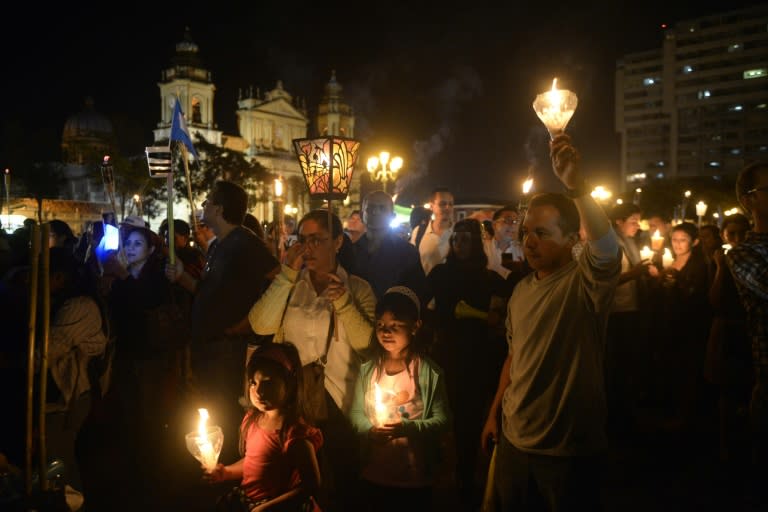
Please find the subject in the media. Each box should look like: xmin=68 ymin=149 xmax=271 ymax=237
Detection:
xmin=170 ymin=98 xmax=198 ymax=158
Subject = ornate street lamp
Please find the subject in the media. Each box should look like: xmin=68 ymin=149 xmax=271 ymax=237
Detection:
xmin=292 ymin=136 xmax=360 ymax=201
xmin=367 ymin=151 xmax=403 ymax=193
xmin=292 ymin=135 xmax=361 ymax=258
xmin=533 ymin=78 xmax=578 ymax=139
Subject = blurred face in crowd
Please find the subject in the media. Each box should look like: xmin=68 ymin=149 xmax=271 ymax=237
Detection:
xmin=363 ymin=193 xmax=394 ymax=231
xmin=124 ymin=230 xmax=154 ymax=268
xmin=431 ymin=191 xmax=454 ymax=225
xmin=616 ymin=213 xmax=641 ymax=238
xmin=347 ymin=212 xmax=364 ymax=232
xmin=298 ymin=219 xmax=342 ymax=274
xmin=648 ymin=216 xmax=668 ymax=237
xmin=522 ymin=205 xmax=577 ymax=278
xmin=450 ymin=228 xmax=477 ymax=261
xmin=698 ymin=227 xmax=721 ymax=256
xmin=722 ymin=221 xmax=749 ymax=247
xmin=494 ymin=209 xmax=519 ymax=244
xmin=671 ymin=229 xmax=697 ymax=258
xmin=740 ymin=168 xmax=768 ymax=221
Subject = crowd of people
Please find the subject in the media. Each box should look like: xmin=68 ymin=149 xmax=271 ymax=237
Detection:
xmin=0 ymin=136 xmax=766 ymax=512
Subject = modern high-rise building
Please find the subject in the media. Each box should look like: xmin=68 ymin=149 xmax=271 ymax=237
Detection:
xmin=615 ymin=4 xmax=768 ymax=191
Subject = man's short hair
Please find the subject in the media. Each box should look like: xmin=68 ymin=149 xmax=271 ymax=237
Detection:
xmin=721 ymin=212 xmax=751 ymax=231
xmin=736 ymin=161 xmax=768 ymax=212
xmin=212 ymin=180 xmax=248 ymax=225
xmin=362 ymin=190 xmax=394 ymax=211
xmin=429 ymin=187 xmax=452 ymax=202
xmin=528 ymin=192 xmax=580 ymax=236
xmin=493 ymin=205 xmax=519 ymax=221
xmin=609 ymin=203 xmax=642 ymax=223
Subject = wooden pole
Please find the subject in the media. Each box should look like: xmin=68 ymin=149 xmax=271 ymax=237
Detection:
xmin=24 ymin=224 xmax=41 ymax=495
xmin=38 ymin=223 xmax=51 ymax=491
xmin=180 ymin=144 xmax=199 ymax=235
xmin=167 ymin=170 xmax=176 ymax=267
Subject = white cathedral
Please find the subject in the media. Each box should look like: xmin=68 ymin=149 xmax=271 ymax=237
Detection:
xmin=58 ymin=27 xmax=358 ymax=230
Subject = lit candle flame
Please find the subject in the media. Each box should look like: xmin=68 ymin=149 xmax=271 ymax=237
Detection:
xmin=546 ymin=78 xmax=563 ymax=111
xmin=640 ymin=246 xmax=654 ymax=262
xmin=197 ymin=408 xmax=209 ymax=437
xmin=662 ymin=248 xmax=674 ymax=268
xmin=651 ymin=229 xmax=665 ymax=252
xmin=274 ymin=177 xmax=283 ymax=198
xmin=523 ymin=178 xmax=533 ymax=195
xmin=373 ymin=383 xmax=397 ymax=427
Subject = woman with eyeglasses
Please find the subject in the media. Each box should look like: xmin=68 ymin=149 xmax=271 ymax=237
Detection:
xmin=247 ymin=208 xmax=375 ymax=510
xmin=426 ymin=217 xmax=511 ymax=510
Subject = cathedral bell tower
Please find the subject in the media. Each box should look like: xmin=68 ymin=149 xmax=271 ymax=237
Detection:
xmin=153 ymin=27 xmax=222 ymax=148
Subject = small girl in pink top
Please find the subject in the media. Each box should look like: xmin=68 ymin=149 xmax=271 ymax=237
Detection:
xmin=206 ymin=342 xmax=323 ymax=511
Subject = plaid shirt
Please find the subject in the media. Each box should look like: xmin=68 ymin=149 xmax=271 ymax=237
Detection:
xmin=726 ymin=231 xmax=768 ymax=382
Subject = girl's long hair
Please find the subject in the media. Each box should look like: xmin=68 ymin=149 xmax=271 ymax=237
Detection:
xmin=239 ymin=342 xmax=305 ymax=455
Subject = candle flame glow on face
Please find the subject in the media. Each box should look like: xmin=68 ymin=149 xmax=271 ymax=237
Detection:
xmin=198 ymin=408 xmax=209 ymax=437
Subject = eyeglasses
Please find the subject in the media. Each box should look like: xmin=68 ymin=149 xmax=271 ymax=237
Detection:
xmin=297 ymin=235 xmax=330 ymax=248
xmin=495 ymin=216 xmax=519 ymax=225
xmin=746 ymin=185 xmax=768 ymax=195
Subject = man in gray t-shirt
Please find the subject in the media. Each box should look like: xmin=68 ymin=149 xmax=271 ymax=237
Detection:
xmin=481 ymin=135 xmax=621 ymax=510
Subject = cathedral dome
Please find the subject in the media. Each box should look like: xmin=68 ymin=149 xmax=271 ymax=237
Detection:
xmin=61 ymin=97 xmax=114 ymax=165
xmin=62 ymin=97 xmax=114 ymax=140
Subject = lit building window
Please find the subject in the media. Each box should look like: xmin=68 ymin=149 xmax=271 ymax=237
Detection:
xmin=757 ymin=104 xmax=767 ymax=109
xmin=626 ymin=173 xmax=647 ymax=183
xmin=728 ymin=43 xmax=742 ymax=52
xmin=729 ymin=105 xmax=743 ymax=111
xmin=744 ymin=68 xmax=767 ymax=79
xmin=643 ymin=78 xmax=655 ymax=86
xmin=709 ymin=161 xmax=721 ymax=167
xmin=683 ymin=65 xmax=694 ymax=74
xmin=731 ymin=148 xmax=741 ymax=155
xmin=657 ymin=161 xmax=666 ymax=167
xmin=698 ymin=90 xmax=712 ymax=99
xmin=656 ymin=172 xmax=665 ymax=179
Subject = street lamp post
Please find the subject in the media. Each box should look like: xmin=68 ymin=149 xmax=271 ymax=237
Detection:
xmin=4 ymin=168 xmax=10 ymax=230
xmin=367 ymin=151 xmax=403 ymax=194
xmin=273 ymin=177 xmax=284 ymax=259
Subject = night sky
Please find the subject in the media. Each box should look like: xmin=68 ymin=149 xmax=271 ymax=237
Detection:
xmin=2 ymin=1 xmax=763 ymax=205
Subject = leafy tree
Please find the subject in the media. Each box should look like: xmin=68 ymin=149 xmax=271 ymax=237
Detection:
xmin=17 ymin=162 xmax=67 ymax=222
xmin=144 ymin=137 xmax=274 ymax=216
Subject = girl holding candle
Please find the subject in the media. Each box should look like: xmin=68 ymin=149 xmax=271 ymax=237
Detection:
xmin=647 ymin=222 xmax=712 ymax=436
xmin=349 ymin=287 xmax=451 ymax=511
xmin=206 ymin=342 xmax=323 ymax=511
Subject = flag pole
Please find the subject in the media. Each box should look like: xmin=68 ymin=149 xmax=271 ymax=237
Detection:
xmin=167 ymin=143 xmax=177 ymax=268
xmin=180 ymin=144 xmax=198 ymax=235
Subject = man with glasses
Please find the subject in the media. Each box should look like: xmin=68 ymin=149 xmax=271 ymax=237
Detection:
xmin=726 ymin=161 xmax=768 ymax=485
xmin=166 ymin=180 xmax=280 ymax=462
xmin=484 ymin=206 xmax=525 ymax=280
xmin=410 ymin=187 xmax=455 ymax=276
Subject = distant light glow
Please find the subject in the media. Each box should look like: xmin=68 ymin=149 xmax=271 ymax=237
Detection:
xmin=744 ymin=68 xmax=766 ymax=79
xmin=683 ymin=65 xmax=694 ymax=74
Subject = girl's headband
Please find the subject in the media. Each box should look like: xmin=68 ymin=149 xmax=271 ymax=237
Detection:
xmin=252 ymin=344 xmax=294 ymax=374
xmin=384 ymin=286 xmax=421 ymax=316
